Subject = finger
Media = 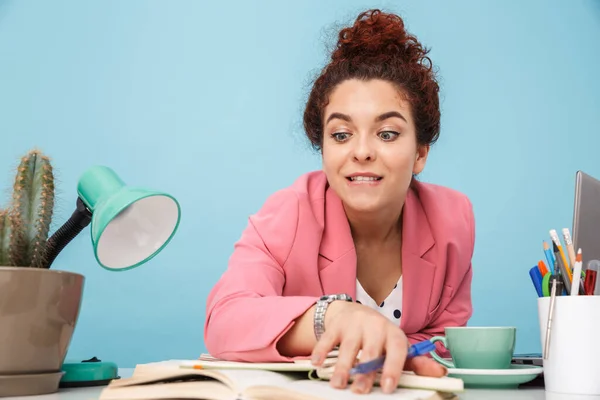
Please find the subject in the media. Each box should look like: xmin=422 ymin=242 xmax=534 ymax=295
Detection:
xmin=404 ymin=355 xmax=447 ymax=377
xmin=379 ymin=332 xmax=408 ymax=394
xmin=311 ymin=330 xmax=339 ymax=367
xmin=351 ymin=324 xmax=385 ymax=394
xmin=329 ymin=330 xmax=361 ymax=389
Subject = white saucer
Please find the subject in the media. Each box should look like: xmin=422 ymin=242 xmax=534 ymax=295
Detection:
xmin=447 ymin=364 xmax=543 ymax=388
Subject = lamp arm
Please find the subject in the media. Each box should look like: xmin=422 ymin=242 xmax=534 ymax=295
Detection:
xmin=43 ymin=197 xmax=92 ymax=269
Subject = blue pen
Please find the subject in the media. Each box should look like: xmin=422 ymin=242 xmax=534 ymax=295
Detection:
xmin=529 ymin=266 xmax=543 ymax=297
xmin=349 ymin=339 xmax=436 ymax=375
xmin=543 ymin=241 xmax=555 ymax=272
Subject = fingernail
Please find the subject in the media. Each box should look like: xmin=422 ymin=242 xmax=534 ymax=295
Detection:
xmin=382 ymin=377 xmax=395 ymax=393
xmin=442 ymin=366 xmax=448 ymax=376
xmin=311 ymin=353 xmax=321 ymax=365
xmin=331 ymin=374 xmax=344 ymax=387
xmin=353 ymin=377 xmax=367 ymax=393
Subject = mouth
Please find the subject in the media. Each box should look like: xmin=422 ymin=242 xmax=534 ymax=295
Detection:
xmin=346 ymin=176 xmax=383 ymax=182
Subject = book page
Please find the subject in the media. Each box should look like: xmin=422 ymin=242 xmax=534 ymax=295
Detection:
xmin=129 ymin=360 xmax=460 ymax=399
xmin=246 ymin=379 xmax=449 ymax=400
xmin=111 ymin=362 xmax=457 ymax=400
xmin=100 ymin=381 xmax=234 ymax=400
xmin=182 ymin=359 xmax=316 ymax=372
xmin=131 ymin=359 xmax=314 ymax=380
xmin=215 ymin=369 xmax=306 ymax=392
xmin=132 ymin=360 xmax=189 ymax=378
xmin=198 ymin=350 xmax=339 ymax=362
xmin=312 ymin=366 xmax=463 ymax=393
xmin=105 ymin=367 xmax=306 ymax=399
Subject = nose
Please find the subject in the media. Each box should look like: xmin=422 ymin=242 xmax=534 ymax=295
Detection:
xmin=352 ymin=136 xmax=375 ymax=162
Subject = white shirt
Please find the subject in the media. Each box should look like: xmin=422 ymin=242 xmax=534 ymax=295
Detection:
xmin=355 ymin=276 xmax=403 ymax=324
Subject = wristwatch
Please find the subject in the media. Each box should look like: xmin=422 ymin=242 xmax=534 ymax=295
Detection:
xmin=313 ymin=293 xmax=353 ymax=341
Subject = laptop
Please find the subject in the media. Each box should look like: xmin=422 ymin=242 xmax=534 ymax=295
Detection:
xmin=572 ymin=170 xmax=600 ymax=270
xmin=511 ymin=170 xmax=600 ymax=369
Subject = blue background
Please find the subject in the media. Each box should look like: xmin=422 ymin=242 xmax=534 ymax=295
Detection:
xmin=0 ymin=0 xmax=599 ymax=367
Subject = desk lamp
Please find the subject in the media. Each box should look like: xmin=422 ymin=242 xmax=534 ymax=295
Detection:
xmin=44 ymin=165 xmax=181 ymax=271
xmin=44 ymin=165 xmax=181 ymax=387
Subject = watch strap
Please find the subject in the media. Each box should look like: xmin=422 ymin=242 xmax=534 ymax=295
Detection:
xmin=313 ymin=294 xmax=352 ymax=341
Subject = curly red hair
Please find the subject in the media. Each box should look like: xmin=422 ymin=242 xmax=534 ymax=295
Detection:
xmin=303 ymin=9 xmax=440 ymax=151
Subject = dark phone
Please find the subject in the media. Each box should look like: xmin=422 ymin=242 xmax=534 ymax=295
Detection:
xmin=511 ymin=353 xmax=543 ymax=367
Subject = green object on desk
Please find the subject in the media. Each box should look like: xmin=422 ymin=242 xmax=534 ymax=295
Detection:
xmin=60 ymin=357 xmax=119 ymax=387
xmin=429 ymin=327 xmax=516 ymax=369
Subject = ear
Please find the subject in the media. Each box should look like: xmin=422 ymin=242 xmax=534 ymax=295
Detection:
xmin=413 ymin=145 xmax=429 ymax=175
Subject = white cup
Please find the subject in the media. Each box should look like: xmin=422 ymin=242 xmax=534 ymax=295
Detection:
xmin=538 ymin=295 xmax=600 ymax=395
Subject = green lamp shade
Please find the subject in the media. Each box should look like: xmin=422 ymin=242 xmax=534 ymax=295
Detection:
xmin=77 ymin=166 xmax=180 ymax=271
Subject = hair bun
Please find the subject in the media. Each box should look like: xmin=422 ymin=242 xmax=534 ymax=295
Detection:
xmin=332 ymin=9 xmax=429 ymax=67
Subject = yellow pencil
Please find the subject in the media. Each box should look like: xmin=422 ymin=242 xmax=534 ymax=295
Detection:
xmin=550 ymin=229 xmax=572 ymax=283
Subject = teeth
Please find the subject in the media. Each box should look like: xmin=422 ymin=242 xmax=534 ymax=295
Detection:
xmin=350 ymin=176 xmax=379 ymax=181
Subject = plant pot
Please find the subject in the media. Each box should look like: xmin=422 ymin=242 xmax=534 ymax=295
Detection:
xmin=0 ymin=267 xmax=84 ymax=396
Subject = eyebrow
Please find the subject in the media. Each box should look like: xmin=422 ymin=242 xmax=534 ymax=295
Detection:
xmin=376 ymin=111 xmax=407 ymax=123
xmin=325 ymin=111 xmax=407 ymax=125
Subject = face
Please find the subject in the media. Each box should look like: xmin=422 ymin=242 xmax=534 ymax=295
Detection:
xmin=321 ymin=78 xmax=429 ymax=214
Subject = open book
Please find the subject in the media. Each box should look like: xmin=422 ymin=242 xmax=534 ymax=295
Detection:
xmin=99 ymin=356 xmax=463 ymax=400
xmin=192 ymin=352 xmax=462 ymax=392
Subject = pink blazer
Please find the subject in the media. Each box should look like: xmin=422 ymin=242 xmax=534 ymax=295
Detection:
xmin=204 ymin=171 xmax=474 ymax=362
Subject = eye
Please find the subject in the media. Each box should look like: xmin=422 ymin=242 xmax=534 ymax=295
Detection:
xmin=331 ymin=132 xmax=351 ymax=142
xmin=378 ymin=131 xmax=399 ymax=141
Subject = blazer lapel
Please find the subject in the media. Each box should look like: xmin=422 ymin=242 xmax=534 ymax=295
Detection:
xmin=400 ymin=185 xmax=436 ymax=332
xmin=317 ymin=186 xmax=357 ymax=299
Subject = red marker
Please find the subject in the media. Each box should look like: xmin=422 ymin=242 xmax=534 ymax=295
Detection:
xmin=584 ymin=260 xmax=600 ymax=295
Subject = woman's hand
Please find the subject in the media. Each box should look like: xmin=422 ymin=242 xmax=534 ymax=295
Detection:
xmin=310 ymin=301 xmax=447 ymax=394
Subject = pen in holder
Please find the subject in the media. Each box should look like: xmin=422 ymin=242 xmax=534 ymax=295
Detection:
xmin=543 ymin=274 xmax=563 ymax=360
xmin=539 ymin=295 xmax=600 ymax=395
xmin=584 ymin=259 xmax=600 ymax=295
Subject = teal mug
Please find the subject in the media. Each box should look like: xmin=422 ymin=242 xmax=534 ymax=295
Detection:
xmin=428 ymin=326 xmax=516 ymax=369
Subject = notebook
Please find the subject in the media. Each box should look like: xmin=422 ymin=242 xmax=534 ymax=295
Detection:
xmin=192 ymin=352 xmax=462 ymax=392
xmin=99 ymin=355 xmax=463 ymax=400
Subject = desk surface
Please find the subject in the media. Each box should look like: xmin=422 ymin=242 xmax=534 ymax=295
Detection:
xmin=0 ymin=368 xmax=556 ymax=400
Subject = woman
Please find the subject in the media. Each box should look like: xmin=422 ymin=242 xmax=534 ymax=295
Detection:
xmin=204 ymin=9 xmax=474 ymax=395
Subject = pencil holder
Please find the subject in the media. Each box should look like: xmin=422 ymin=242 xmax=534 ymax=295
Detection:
xmin=538 ymin=295 xmax=600 ymax=395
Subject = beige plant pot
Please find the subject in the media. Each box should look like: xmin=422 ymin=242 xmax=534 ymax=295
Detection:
xmin=0 ymin=267 xmax=84 ymax=396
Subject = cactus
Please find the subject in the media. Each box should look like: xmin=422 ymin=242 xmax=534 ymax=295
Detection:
xmin=0 ymin=149 xmax=55 ymax=268
xmin=0 ymin=209 xmax=11 ymax=265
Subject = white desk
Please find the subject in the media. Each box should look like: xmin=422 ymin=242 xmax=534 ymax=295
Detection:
xmin=0 ymin=368 xmax=587 ymax=400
